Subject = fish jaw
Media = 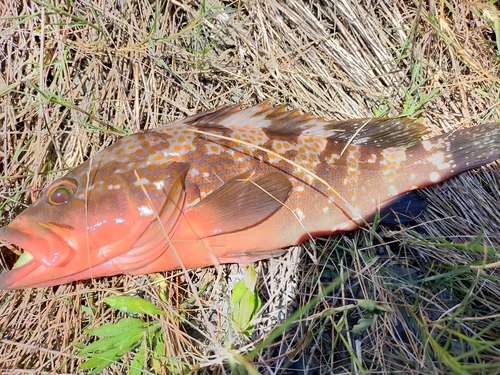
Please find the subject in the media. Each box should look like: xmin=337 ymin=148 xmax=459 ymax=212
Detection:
xmin=0 ymin=217 xmax=76 ymax=289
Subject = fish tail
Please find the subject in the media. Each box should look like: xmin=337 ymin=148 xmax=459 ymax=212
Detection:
xmin=410 ymin=123 xmax=500 ymax=186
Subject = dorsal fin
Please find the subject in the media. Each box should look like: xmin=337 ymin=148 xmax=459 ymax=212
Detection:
xmin=327 ymin=118 xmax=430 ymax=149
xmin=184 ymin=102 xmax=343 ymax=137
xmin=183 ymin=103 xmax=430 ymax=148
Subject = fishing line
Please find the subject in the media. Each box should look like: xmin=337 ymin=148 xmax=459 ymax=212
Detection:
xmin=187 ymin=127 xmax=364 ymax=226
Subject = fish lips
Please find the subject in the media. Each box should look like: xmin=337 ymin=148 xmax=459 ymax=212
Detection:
xmin=0 ymin=218 xmax=76 ymax=290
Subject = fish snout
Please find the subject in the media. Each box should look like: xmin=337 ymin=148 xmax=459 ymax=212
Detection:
xmin=0 ymin=218 xmax=76 ymax=269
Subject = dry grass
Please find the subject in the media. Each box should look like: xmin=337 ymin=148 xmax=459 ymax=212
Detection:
xmin=1 ymin=0 xmax=500 ymax=373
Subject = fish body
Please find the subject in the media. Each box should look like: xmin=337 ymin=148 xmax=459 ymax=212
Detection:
xmin=1 ymin=103 xmax=499 ymax=289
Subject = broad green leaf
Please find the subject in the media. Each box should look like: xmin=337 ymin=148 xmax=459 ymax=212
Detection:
xmin=84 ymin=318 xmax=146 ymax=337
xmin=231 ymin=265 xmax=261 ymax=336
xmin=79 ymin=336 xmax=123 ymax=356
xmin=103 ymin=296 xmax=165 ymax=315
xmin=79 ymin=347 xmax=123 ymax=372
xmin=79 ymin=330 xmax=144 ymax=356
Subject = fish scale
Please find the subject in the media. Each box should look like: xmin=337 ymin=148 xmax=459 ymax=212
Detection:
xmin=0 ymin=102 xmax=499 ymax=289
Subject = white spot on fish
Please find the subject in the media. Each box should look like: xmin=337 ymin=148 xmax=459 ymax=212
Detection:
xmin=294 ymin=208 xmax=306 ymax=222
xmin=326 ymin=153 xmax=341 ymax=164
xmin=388 ymin=185 xmax=398 ymax=197
xmin=350 ymin=207 xmax=362 ymax=220
xmin=427 ymin=151 xmax=451 ymax=170
xmin=134 ymin=177 xmax=150 ymax=187
xmin=189 ymin=168 xmax=200 ymax=177
xmin=295 ymin=186 xmax=305 ymax=192
xmin=138 ymin=205 xmax=154 ymax=216
xmin=335 ymin=222 xmax=352 ymax=231
xmin=429 ymin=171 xmax=440 ymax=182
xmin=410 ymin=173 xmax=416 ymax=180
xmin=422 ymin=139 xmax=443 ymax=151
xmin=427 ymin=138 xmax=450 ymax=151
xmin=153 ymin=181 xmax=164 ymax=190
xmin=322 ymin=206 xmax=329 ymax=213
xmin=115 ymin=218 xmax=125 ymax=224
xmin=367 ymin=154 xmax=377 ymax=163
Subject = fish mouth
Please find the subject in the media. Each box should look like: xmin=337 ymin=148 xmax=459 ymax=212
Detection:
xmin=0 ymin=218 xmax=75 ymax=290
xmin=0 ymin=234 xmax=40 ymax=290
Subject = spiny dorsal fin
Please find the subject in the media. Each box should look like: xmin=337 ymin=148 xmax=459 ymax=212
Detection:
xmin=184 ymin=103 xmax=430 ymax=148
xmin=184 ymin=171 xmax=293 ymax=237
xmin=327 ymin=118 xmax=430 ymax=149
xmin=185 ymin=102 xmax=343 ymax=137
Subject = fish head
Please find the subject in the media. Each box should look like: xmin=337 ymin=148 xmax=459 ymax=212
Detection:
xmin=0 ymin=136 xmax=190 ymax=289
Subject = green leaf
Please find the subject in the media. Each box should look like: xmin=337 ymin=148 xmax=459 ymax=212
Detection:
xmin=78 ymin=316 xmax=163 ymax=374
xmin=352 ymin=317 xmax=374 ymax=333
xmin=79 ymin=347 xmax=122 ymax=369
xmin=79 ymin=331 xmax=141 ymax=356
xmin=231 ymin=265 xmax=261 ymax=336
xmin=79 ymin=332 xmax=145 ymax=374
xmin=357 ymin=299 xmax=390 ymax=314
xmin=84 ymin=318 xmax=146 ymax=337
xmin=358 ymin=299 xmax=376 ymax=311
xmin=129 ymin=346 xmax=146 ymax=375
xmin=103 ymin=296 xmax=166 ymax=315
xmin=79 ymin=326 xmax=146 ymax=355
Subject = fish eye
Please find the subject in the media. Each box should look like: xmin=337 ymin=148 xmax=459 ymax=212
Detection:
xmin=46 ymin=179 xmax=78 ymax=205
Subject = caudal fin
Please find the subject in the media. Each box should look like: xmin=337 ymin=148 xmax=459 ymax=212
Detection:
xmin=411 ymin=123 xmax=500 ymax=186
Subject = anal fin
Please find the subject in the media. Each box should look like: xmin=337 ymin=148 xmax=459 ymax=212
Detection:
xmin=218 ymin=249 xmax=287 ymax=264
xmin=368 ymin=191 xmax=428 ymax=225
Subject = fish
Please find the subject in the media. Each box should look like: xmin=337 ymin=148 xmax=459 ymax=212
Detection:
xmin=0 ymin=102 xmax=499 ymax=289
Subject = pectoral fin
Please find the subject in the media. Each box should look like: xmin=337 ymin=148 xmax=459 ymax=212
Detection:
xmin=185 ymin=171 xmax=292 ymax=237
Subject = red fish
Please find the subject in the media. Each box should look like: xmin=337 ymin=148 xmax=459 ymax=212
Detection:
xmin=0 ymin=103 xmax=499 ymax=289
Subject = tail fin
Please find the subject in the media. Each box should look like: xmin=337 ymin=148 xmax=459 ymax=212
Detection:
xmin=411 ymin=123 xmax=500 ymax=186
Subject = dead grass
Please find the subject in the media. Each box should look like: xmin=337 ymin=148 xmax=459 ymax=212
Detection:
xmin=1 ymin=0 xmax=500 ymax=373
